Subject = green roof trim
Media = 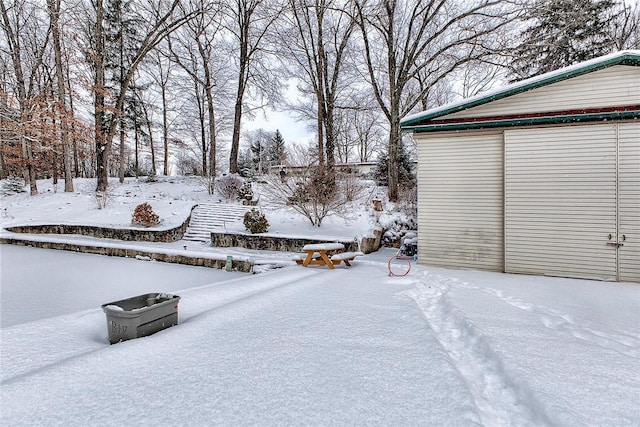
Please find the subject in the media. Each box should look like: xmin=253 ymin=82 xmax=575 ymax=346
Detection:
xmin=400 ymin=50 xmax=640 ymax=129
xmin=402 ymin=110 xmax=640 ymax=133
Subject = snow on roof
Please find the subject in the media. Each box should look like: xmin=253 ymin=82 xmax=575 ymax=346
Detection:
xmin=401 ymin=50 xmax=640 ymax=127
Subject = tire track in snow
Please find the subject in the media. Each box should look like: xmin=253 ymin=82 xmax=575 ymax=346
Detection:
xmin=403 ymin=273 xmax=556 ymax=427
xmin=451 ymin=280 xmax=639 ymax=358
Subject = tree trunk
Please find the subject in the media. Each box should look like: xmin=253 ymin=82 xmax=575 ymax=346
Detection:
xmin=228 ymin=17 xmax=248 ymax=175
xmin=52 ymin=113 xmax=59 ymax=186
xmin=387 ymin=117 xmax=400 ymax=202
xmin=119 ymin=117 xmax=126 ymax=182
xmin=47 ymin=0 xmax=74 ymax=192
xmin=229 ymin=89 xmax=243 ymax=174
xmin=316 ymin=93 xmax=325 ymax=170
xmin=205 ymin=83 xmax=216 ymax=191
xmin=65 ymin=62 xmax=80 ymax=178
xmin=197 ymin=86 xmax=207 ymax=175
xmin=134 ymin=121 xmax=139 ymax=178
xmin=161 ymin=83 xmax=169 ymax=175
xmin=118 ymin=28 xmax=126 ymax=183
xmin=140 ymin=97 xmax=156 ymax=175
xmin=95 ymin=0 xmax=108 ymax=193
xmin=325 ymin=101 xmax=336 ymax=171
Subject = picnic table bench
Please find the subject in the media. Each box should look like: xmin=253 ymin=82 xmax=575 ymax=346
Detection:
xmin=293 ymin=243 xmax=363 ymax=269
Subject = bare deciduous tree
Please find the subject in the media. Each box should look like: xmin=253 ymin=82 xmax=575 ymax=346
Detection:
xmin=354 ymin=0 xmax=515 ymax=201
xmin=611 ymin=1 xmax=640 ymax=50
xmin=262 ymin=167 xmax=363 ymax=226
xmin=225 ymin=0 xmax=284 ymax=175
xmin=1 ymin=0 xmax=51 ymax=194
xmin=46 ymin=0 xmax=74 ymax=192
xmin=281 ymin=0 xmax=356 ymax=172
xmin=168 ymin=1 xmax=225 ymax=193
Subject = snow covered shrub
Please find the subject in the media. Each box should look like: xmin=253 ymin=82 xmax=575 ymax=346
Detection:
xmin=216 ymin=174 xmax=243 ymax=200
xmin=263 ymin=168 xmax=355 ymax=227
xmin=237 ymin=181 xmax=254 ymax=203
xmin=96 ymin=191 xmax=110 ymax=209
xmin=1 ymin=176 xmax=26 ymax=196
xmin=397 ymin=186 xmax=417 ymax=222
xmin=145 ymin=171 xmax=158 ymax=183
xmin=243 ymin=208 xmax=269 ymax=234
xmin=339 ymin=171 xmax=365 ymax=202
xmin=378 ymin=215 xmax=417 ymax=247
xmin=131 ymin=202 xmax=160 ymax=227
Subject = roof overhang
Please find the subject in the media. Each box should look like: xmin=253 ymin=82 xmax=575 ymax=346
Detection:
xmin=401 ymin=50 xmax=640 ymax=133
xmin=402 ymin=105 xmax=640 ymax=133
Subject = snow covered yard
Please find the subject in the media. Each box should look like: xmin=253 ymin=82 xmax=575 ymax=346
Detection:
xmin=1 ymin=246 xmax=639 ymax=426
xmin=1 ymin=177 xmax=639 ymax=425
xmin=0 ymin=177 xmax=377 ymax=239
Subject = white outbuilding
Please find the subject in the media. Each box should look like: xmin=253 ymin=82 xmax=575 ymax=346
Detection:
xmin=401 ymin=51 xmax=639 ymax=282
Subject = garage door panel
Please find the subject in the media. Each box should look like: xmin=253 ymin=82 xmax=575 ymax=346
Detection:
xmin=417 ymin=131 xmax=504 ymax=271
xmin=505 ymin=125 xmax=618 ymax=280
xmin=619 ymin=123 xmax=640 ymax=282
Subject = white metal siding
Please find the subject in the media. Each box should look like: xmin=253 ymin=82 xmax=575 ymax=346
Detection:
xmin=416 ymin=131 xmax=503 ymax=271
xmin=444 ymin=66 xmax=640 ymax=119
xmin=619 ymin=123 xmax=640 ymax=282
xmin=504 ymin=124 xmax=618 ymax=280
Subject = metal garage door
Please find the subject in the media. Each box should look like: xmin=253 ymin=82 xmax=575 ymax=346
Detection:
xmin=618 ymin=123 xmax=640 ymax=282
xmin=504 ymin=124 xmax=620 ymax=280
xmin=417 ymin=131 xmax=504 ymax=271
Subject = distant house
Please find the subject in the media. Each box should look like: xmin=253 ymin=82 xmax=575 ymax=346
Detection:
xmin=268 ymin=161 xmax=379 ymax=177
xmin=401 ymin=50 xmax=640 ymax=282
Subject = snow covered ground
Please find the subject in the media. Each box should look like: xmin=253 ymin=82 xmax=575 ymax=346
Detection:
xmin=1 ymin=246 xmax=638 ymax=426
xmin=1 ymin=177 xmax=639 ymax=425
xmin=0 ymin=177 xmax=377 ymax=239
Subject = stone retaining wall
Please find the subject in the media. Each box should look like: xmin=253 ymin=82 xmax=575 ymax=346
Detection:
xmin=4 ymin=206 xmax=195 ymax=243
xmin=0 ymin=237 xmax=254 ymax=272
xmin=211 ymin=229 xmax=382 ymax=254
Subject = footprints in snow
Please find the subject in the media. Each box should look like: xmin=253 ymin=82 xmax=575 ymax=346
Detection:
xmin=450 ymin=279 xmax=639 ymax=358
xmin=402 ymin=271 xmax=639 ymax=425
xmin=403 ymin=278 xmax=554 ymax=426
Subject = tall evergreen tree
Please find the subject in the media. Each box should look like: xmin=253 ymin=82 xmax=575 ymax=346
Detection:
xmin=512 ymin=0 xmax=619 ymax=79
xmin=268 ymin=129 xmax=286 ymax=167
xmin=104 ymin=0 xmax=143 ymax=182
xmin=373 ymin=144 xmax=415 ymax=189
xmin=250 ymin=138 xmax=265 ymax=175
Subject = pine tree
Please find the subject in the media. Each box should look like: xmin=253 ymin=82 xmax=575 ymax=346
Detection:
xmin=268 ymin=129 xmax=286 ymax=167
xmin=237 ymin=147 xmax=254 ymax=178
xmin=511 ymin=0 xmax=619 ymax=79
xmin=104 ymin=0 xmax=144 ymax=181
xmin=250 ymin=138 xmax=265 ymax=175
xmin=373 ymin=146 xmax=415 ymax=189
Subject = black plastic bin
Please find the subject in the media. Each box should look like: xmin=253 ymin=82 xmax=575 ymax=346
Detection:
xmin=101 ymin=293 xmax=181 ymax=344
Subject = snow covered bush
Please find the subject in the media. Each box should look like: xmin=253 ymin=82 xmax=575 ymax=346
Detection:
xmin=243 ymin=208 xmax=269 ymax=234
xmin=145 ymin=171 xmax=158 ymax=183
xmin=397 ymin=186 xmax=417 ymax=221
xmin=340 ymin=172 xmax=365 ymax=202
xmin=1 ymin=176 xmax=26 ymax=196
xmin=216 ymin=174 xmax=243 ymax=200
xmin=262 ymin=168 xmax=362 ymax=227
xmin=131 ymin=202 xmax=160 ymax=227
xmin=96 ymin=191 xmax=110 ymax=209
xmin=237 ymin=181 xmax=254 ymax=203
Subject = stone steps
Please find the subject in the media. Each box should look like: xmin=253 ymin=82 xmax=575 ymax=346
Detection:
xmin=183 ymin=203 xmax=252 ymax=243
